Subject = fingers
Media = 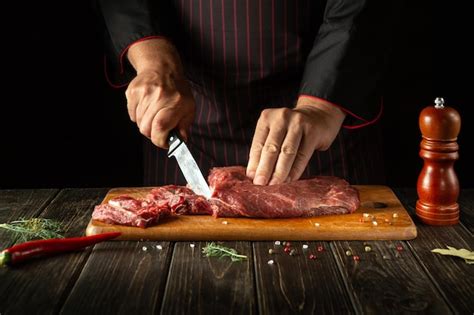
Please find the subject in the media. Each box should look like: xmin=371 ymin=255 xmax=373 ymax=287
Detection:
xmin=246 ymin=121 xmax=270 ymax=179
xmin=150 ymin=107 xmax=184 ymax=148
xmin=287 ymin=134 xmax=315 ymax=181
xmin=268 ymin=129 xmax=302 ymax=185
xmin=253 ymin=126 xmax=287 ymax=185
xmin=125 ymin=88 xmax=138 ymax=122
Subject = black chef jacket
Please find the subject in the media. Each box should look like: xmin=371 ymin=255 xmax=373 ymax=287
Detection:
xmin=100 ymin=0 xmax=396 ymax=185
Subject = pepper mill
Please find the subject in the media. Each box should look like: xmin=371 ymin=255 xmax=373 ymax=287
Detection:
xmin=416 ymin=97 xmax=461 ymax=225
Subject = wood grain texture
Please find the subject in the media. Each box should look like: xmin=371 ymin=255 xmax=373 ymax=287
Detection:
xmin=0 ymin=188 xmax=107 ymax=315
xmin=332 ymin=241 xmax=452 ymax=314
xmin=0 ymin=189 xmax=58 ymax=248
xmin=86 ymin=185 xmax=417 ymax=241
xmin=253 ymin=241 xmax=354 ymax=314
xmin=161 ymin=241 xmax=255 ymax=314
xmin=459 ymin=189 xmax=474 ymax=234
xmin=60 ymin=241 xmax=173 ymax=314
xmin=395 ymin=188 xmax=474 ymax=314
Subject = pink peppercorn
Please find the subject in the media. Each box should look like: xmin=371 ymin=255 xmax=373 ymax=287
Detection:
xmin=317 ymin=245 xmax=324 ymax=252
xmin=353 ymin=255 xmax=360 ymax=261
xmin=284 ymin=247 xmax=291 ymax=253
xmin=396 ymin=245 xmax=403 ymax=251
xmin=309 ymin=254 xmax=317 ymax=260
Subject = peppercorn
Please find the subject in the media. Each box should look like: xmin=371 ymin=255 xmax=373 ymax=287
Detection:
xmin=309 ymin=254 xmax=317 ymax=260
xmin=317 ymin=245 xmax=324 ymax=252
xmin=353 ymin=255 xmax=360 ymax=261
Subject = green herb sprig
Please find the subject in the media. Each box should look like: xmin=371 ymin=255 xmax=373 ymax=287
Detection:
xmin=0 ymin=218 xmax=64 ymax=243
xmin=202 ymin=242 xmax=248 ymax=262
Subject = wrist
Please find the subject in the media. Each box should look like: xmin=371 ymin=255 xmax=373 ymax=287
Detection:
xmin=296 ymin=95 xmax=346 ymax=121
xmin=128 ymin=38 xmax=184 ymax=76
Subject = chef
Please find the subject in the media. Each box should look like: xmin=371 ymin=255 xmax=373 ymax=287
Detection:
xmin=100 ymin=0 xmax=394 ymax=186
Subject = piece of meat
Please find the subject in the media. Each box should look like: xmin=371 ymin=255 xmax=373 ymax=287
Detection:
xmin=207 ymin=166 xmax=359 ymax=218
xmin=92 ymin=195 xmax=171 ymax=228
xmin=91 ymin=166 xmax=360 ymax=227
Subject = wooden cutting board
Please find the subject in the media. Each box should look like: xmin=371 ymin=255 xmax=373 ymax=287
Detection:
xmin=85 ymin=186 xmax=417 ymax=240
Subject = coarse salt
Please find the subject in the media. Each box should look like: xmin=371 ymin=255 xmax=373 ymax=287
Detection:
xmin=314 ymin=223 xmax=320 ymax=227
xmin=393 ymin=213 xmax=399 ymax=218
xmin=302 ymin=244 xmax=309 ymax=249
xmin=363 ymin=213 xmax=370 ymax=218
xmin=267 ymin=259 xmax=274 ymax=265
xmin=268 ymin=249 xmax=274 ymax=254
xmin=345 ymin=250 xmax=352 ymax=256
xmin=364 ymin=246 xmax=372 ymax=252
xmin=274 ymin=241 xmax=281 ymax=246
xmin=156 ymin=245 xmax=163 ymax=250
xmin=372 ymin=221 xmax=378 ymax=226
xmin=142 ymin=246 xmax=148 ymax=251
xmin=190 ymin=243 xmax=195 ymax=248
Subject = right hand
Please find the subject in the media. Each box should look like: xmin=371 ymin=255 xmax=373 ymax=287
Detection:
xmin=125 ymin=38 xmax=195 ymax=149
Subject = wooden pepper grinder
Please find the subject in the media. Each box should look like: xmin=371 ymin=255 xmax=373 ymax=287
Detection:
xmin=416 ymin=97 xmax=461 ymax=225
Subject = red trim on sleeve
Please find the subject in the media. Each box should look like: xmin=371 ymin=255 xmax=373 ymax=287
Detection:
xmin=103 ymin=36 xmax=168 ymax=89
xmin=118 ymin=35 xmax=166 ymax=74
xmin=298 ymin=94 xmax=383 ymax=129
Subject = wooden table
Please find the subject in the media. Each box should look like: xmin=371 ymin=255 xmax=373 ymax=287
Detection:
xmin=0 ymin=188 xmax=472 ymax=314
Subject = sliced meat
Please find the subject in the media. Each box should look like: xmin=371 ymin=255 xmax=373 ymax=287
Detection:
xmin=92 ymin=166 xmax=360 ymax=227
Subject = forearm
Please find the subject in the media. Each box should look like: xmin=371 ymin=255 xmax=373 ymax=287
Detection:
xmin=127 ymin=38 xmax=183 ymax=75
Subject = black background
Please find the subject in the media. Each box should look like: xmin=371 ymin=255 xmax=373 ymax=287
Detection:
xmin=1 ymin=1 xmax=472 ymax=189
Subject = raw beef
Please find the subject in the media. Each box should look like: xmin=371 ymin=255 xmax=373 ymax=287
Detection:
xmin=207 ymin=166 xmax=359 ymax=218
xmin=92 ymin=166 xmax=359 ymax=227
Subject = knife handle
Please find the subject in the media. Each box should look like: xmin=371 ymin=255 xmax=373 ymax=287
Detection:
xmin=167 ymin=129 xmax=183 ymax=157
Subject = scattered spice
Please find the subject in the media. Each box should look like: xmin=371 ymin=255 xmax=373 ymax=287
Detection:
xmin=267 ymin=259 xmax=274 ymax=265
xmin=372 ymin=221 xmax=378 ymax=226
xmin=364 ymin=246 xmax=372 ymax=252
xmin=285 ymin=242 xmax=291 ymax=247
xmin=142 ymin=246 xmax=148 ymax=251
xmin=382 ymin=255 xmax=389 ymax=260
xmin=353 ymin=255 xmax=360 ymax=261
xmin=317 ymin=245 xmax=324 ymax=252
xmin=0 ymin=218 xmax=63 ymax=243
xmin=302 ymin=244 xmax=309 ymax=249
xmin=190 ymin=243 xmax=195 ymax=248
xmin=274 ymin=241 xmax=281 ymax=246
xmin=309 ymin=254 xmax=317 ymax=260
xmin=282 ymin=241 xmax=287 ymax=246
xmin=222 ymin=221 xmax=228 ymax=225
xmin=314 ymin=223 xmax=320 ymax=227
xmin=202 ymin=242 xmax=247 ymax=262
xmin=268 ymin=248 xmax=274 ymax=255
xmin=284 ymin=247 xmax=291 ymax=253
xmin=359 ymin=218 xmax=364 ymax=222
xmin=345 ymin=250 xmax=352 ymax=256
xmin=363 ymin=213 xmax=370 ymax=218
xmin=392 ymin=213 xmax=399 ymax=218
xmin=156 ymin=245 xmax=163 ymax=250
xmin=289 ymin=249 xmax=296 ymax=256
xmin=396 ymin=244 xmax=404 ymax=251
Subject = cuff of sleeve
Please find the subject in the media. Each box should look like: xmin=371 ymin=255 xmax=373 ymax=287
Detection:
xmin=298 ymin=94 xmax=383 ymax=130
xmin=104 ymin=35 xmax=170 ymax=89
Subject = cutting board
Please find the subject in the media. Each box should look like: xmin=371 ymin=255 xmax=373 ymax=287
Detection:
xmin=86 ymin=186 xmax=417 ymax=240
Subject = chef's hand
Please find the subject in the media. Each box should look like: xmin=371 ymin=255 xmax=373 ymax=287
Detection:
xmin=126 ymin=38 xmax=195 ymax=148
xmin=246 ymin=96 xmax=346 ymax=185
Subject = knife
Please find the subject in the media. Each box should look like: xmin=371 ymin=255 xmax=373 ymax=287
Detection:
xmin=168 ymin=130 xmax=212 ymax=199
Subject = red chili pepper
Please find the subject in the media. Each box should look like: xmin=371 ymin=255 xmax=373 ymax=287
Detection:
xmin=0 ymin=232 xmax=121 ymax=267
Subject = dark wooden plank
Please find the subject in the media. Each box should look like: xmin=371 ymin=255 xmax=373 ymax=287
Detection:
xmin=161 ymin=241 xmax=255 ymax=314
xmin=0 ymin=189 xmax=58 ymax=247
xmin=0 ymin=188 xmax=107 ymax=315
xmin=60 ymin=241 xmax=173 ymax=314
xmin=395 ymin=188 xmax=474 ymax=314
xmin=458 ymin=189 xmax=474 ymax=234
xmin=254 ymin=241 xmax=355 ymax=314
xmin=332 ymin=240 xmax=452 ymax=314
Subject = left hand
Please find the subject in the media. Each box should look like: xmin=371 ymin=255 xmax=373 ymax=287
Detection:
xmin=246 ymin=96 xmax=346 ymax=185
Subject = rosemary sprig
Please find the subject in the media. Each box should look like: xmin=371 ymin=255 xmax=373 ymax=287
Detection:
xmin=202 ymin=242 xmax=248 ymax=262
xmin=0 ymin=218 xmax=64 ymax=243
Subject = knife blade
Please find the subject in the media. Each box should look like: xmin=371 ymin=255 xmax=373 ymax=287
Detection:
xmin=168 ymin=130 xmax=212 ymax=199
